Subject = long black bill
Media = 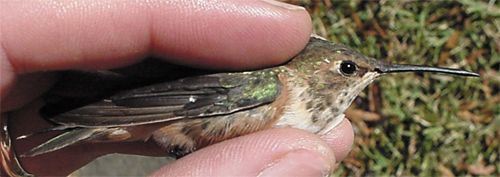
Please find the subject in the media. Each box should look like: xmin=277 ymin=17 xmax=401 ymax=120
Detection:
xmin=376 ymin=64 xmax=479 ymax=77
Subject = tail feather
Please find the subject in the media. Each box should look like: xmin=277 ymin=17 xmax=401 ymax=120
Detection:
xmin=22 ymin=128 xmax=101 ymax=157
xmin=16 ymin=126 xmax=74 ymax=140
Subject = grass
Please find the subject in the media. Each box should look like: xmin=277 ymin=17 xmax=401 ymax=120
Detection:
xmin=286 ymin=0 xmax=499 ymax=176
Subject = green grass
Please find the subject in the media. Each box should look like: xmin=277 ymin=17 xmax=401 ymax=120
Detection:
xmin=287 ymin=1 xmax=499 ymax=176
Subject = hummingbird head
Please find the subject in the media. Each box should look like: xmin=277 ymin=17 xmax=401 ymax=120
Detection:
xmin=286 ymin=36 xmax=479 ymax=118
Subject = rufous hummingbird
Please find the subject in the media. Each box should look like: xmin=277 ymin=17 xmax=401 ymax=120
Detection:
xmin=20 ymin=35 xmax=479 ymax=157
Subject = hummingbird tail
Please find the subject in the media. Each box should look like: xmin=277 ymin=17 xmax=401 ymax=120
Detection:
xmin=16 ymin=126 xmax=74 ymax=140
xmin=21 ymin=128 xmax=101 ymax=157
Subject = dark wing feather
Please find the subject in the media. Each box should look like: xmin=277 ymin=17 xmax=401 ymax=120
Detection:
xmin=40 ymin=59 xmax=211 ymax=117
xmin=46 ymin=70 xmax=281 ymax=127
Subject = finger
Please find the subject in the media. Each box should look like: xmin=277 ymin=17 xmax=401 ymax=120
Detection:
xmin=1 ymin=0 xmax=311 ymax=72
xmin=1 ymin=0 xmax=311 ymax=99
xmin=320 ymin=118 xmax=354 ymax=161
xmin=151 ymin=128 xmax=335 ymax=177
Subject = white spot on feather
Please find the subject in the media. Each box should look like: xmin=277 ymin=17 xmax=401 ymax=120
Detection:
xmin=189 ymin=96 xmax=196 ymax=103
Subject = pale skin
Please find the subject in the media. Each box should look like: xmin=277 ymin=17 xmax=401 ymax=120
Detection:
xmin=0 ymin=1 xmax=354 ymax=176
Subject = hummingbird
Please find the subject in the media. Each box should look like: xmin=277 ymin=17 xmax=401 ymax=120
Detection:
xmin=20 ymin=35 xmax=479 ymax=157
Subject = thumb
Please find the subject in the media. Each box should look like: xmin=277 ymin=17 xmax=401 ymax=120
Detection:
xmin=150 ymin=128 xmax=336 ymax=177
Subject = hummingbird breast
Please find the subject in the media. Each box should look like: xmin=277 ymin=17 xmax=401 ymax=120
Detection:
xmin=273 ymin=71 xmax=345 ymax=135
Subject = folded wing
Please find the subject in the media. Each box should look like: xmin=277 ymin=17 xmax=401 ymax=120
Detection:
xmin=46 ymin=70 xmax=281 ymax=128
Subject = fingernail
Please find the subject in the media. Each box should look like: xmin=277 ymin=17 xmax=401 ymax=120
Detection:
xmin=258 ymin=149 xmax=333 ymax=177
xmin=260 ymin=0 xmax=305 ymax=11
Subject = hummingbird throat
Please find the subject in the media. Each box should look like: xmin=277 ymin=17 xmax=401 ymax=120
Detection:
xmin=274 ymin=67 xmax=380 ymax=134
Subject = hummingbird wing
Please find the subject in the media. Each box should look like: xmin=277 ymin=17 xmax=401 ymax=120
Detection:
xmin=41 ymin=59 xmax=211 ymax=117
xmin=44 ymin=70 xmax=281 ymax=128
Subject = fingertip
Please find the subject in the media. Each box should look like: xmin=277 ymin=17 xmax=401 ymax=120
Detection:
xmin=257 ymin=149 xmax=332 ymax=177
xmin=320 ymin=119 xmax=354 ymax=161
xmin=151 ymin=128 xmax=335 ymax=177
xmin=150 ymin=0 xmax=313 ymax=70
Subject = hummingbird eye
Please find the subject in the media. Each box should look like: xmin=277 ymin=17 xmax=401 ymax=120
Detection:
xmin=339 ymin=61 xmax=357 ymax=75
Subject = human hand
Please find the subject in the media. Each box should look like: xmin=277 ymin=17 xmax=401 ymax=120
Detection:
xmin=1 ymin=0 xmax=353 ymax=176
